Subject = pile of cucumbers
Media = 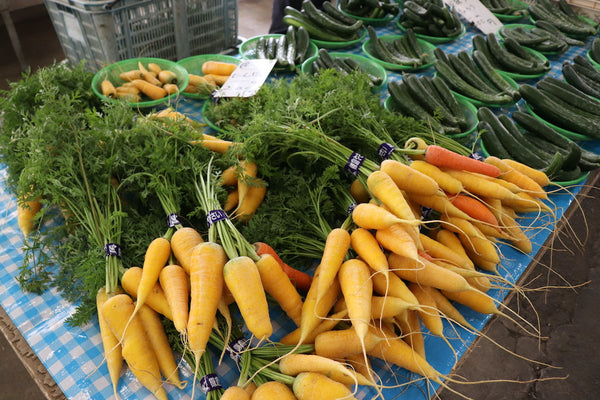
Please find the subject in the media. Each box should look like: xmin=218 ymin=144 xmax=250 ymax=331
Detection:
xmin=387 ymin=73 xmax=473 ymax=136
xmin=251 ymin=25 xmax=312 ymax=70
xmin=366 ymin=26 xmax=432 ymax=68
xmin=283 ymin=0 xmax=364 ymax=42
xmin=433 ymin=47 xmax=521 ymax=106
xmin=563 ymin=54 xmax=600 ymax=99
xmin=308 ymin=48 xmax=384 ymax=87
xmin=519 ymin=74 xmax=600 ymax=141
xmin=498 ymin=22 xmax=581 ymax=55
xmin=338 ymin=0 xmax=400 ymax=20
xmin=589 ymin=37 xmax=600 ymax=66
xmin=397 ymin=0 xmax=463 ymax=39
xmin=471 ymin=34 xmax=551 ymax=77
xmin=529 ymin=0 xmax=598 ymax=39
xmin=479 ymin=0 xmax=528 ymax=19
xmin=478 ymin=107 xmax=600 ymax=182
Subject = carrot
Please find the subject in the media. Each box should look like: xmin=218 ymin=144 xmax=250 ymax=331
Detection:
xmin=376 ymin=223 xmax=419 ymax=261
xmin=147 ymin=63 xmax=162 ymax=74
xmin=425 ymin=145 xmax=501 ymax=177
xmin=370 ymin=295 xmax=417 ymax=319
xmin=349 ymin=178 xmax=371 ymax=204
xmin=442 ymin=288 xmax=500 ymax=315
xmin=121 ymin=266 xmax=173 ymax=321
xmin=138 ymin=304 xmax=186 ymax=389
xmin=133 ymin=237 xmax=171 ymax=317
xmin=395 ymin=309 xmax=426 ymax=358
xmin=370 ymin=268 xmax=419 ymax=305
xmin=223 ymin=188 xmax=239 ymax=212
xmin=222 ymin=386 xmax=251 ymax=400
xmin=424 ymin=285 xmax=475 ymax=330
xmin=314 ymin=326 xmax=381 ymax=359
xmin=233 ymin=178 xmax=267 ymax=221
xmin=170 ymin=226 xmax=204 ymax=274
xmin=118 ymin=69 xmax=143 ymax=82
xmin=350 ymin=227 xmax=389 ymax=277
xmin=351 ymin=202 xmax=419 ymax=230
xmin=187 ymin=242 xmax=227 ymax=359
xmin=367 ymin=325 xmax=442 ymax=382
xmin=441 ymin=215 xmax=500 ymax=267
xmin=442 ymin=169 xmax=523 ymax=201
xmin=499 ymin=213 xmax=533 ymax=254
xmin=255 ymin=253 xmax=304 ymax=326
xmin=158 ymin=264 xmax=189 ymax=335
xmin=419 ymin=233 xmax=474 ymax=270
xmin=315 ymin=227 xmax=351 ymax=303
xmin=338 ymin=259 xmax=373 ymax=341
xmin=501 ymin=158 xmax=550 ymax=187
xmin=485 ymin=156 xmax=548 ymax=199
xmin=447 ymin=193 xmax=500 ymax=227
xmin=250 ymin=381 xmax=296 ymax=400
xmin=219 ymin=165 xmax=239 ymax=186
xmin=388 ymin=253 xmax=472 ymax=292
xmin=131 ymin=79 xmax=167 ymax=100
xmin=162 ymin=83 xmax=179 ymax=95
xmin=100 ymin=79 xmax=117 ymax=98
xmin=236 ymin=160 xmax=258 ymax=209
xmin=96 ymin=288 xmax=123 ymax=399
xmin=16 ymin=197 xmax=43 ymax=238
xmin=406 ymin=191 xmax=473 ymax=221
xmin=299 ymin=270 xmax=341 ymax=344
xmin=380 ymin=159 xmax=440 ymax=196
xmin=281 ymin=354 xmax=372 ymax=387
xmin=101 ymin=294 xmax=167 ymax=400
xmin=204 ymin=73 xmax=231 ymax=86
xmin=409 ymin=159 xmax=464 ymax=194
xmin=196 ymin=138 xmax=238 ymax=154
xmin=279 ymin=308 xmax=348 ymax=345
xmin=158 ymin=70 xmax=178 ymax=85
xmin=202 ymin=60 xmax=238 ymax=76
xmin=293 ymin=371 xmax=357 ymax=400
xmin=501 ymin=191 xmax=553 ymax=213
xmin=407 ymin=282 xmax=444 ymax=337
xmin=366 ymin=170 xmax=419 ymax=222
xmin=253 ymin=242 xmax=313 ymax=292
xmin=434 ymin=229 xmax=472 ymax=265
xmin=223 ymin=256 xmax=273 ymax=340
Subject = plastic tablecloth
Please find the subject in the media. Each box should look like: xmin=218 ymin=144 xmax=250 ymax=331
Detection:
xmin=2 ymin=15 xmax=600 ymax=400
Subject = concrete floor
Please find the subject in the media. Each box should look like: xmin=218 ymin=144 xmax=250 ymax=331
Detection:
xmin=1 ymin=3 xmax=600 ymax=400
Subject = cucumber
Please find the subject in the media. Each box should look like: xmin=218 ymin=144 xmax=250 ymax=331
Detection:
xmin=275 ymin=34 xmax=289 ymax=67
xmin=472 ymin=34 xmax=498 ymax=68
xmin=301 ymin=0 xmax=363 ymax=36
xmin=477 ymin=107 xmax=549 ymax=169
xmin=485 ymin=34 xmax=542 ymax=75
xmin=478 ymin=120 xmax=512 ymax=159
xmin=283 ymin=8 xmax=349 ymax=42
xmin=434 ymin=59 xmax=513 ymax=105
xmin=472 ymin=50 xmax=520 ymax=101
xmin=429 ymin=75 xmax=467 ymax=129
xmin=536 ymin=77 xmax=600 ymax=118
xmin=387 ymin=81 xmax=445 ymax=132
xmin=266 ymin=36 xmax=278 ymax=60
xmin=295 ymin=26 xmax=310 ymax=63
xmin=519 ymin=83 xmax=600 ymax=139
xmin=322 ymin=0 xmax=358 ymax=24
xmin=285 ymin=25 xmax=297 ymax=67
xmin=368 ymin=26 xmax=420 ymax=66
xmin=448 ymin=52 xmax=497 ymax=95
xmin=402 ymin=73 xmax=458 ymax=127
xmin=562 ymin=62 xmax=600 ymax=99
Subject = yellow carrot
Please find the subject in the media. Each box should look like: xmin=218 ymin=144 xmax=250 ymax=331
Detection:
xmin=158 ymin=264 xmax=189 ymax=335
xmin=293 ymin=371 xmax=357 ymax=400
xmin=281 ymin=354 xmax=372 ymax=386
xmin=315 ymin=227 xmax=351 ymax=303
xmin=250 ymin=381 xmax=296 ymax=400
xmin=101 ymin=294 xmax=167 ymax=400
xmin=121 ymin=266 xmax=173 ymax=321
xmin=96 ymin=288 xmax=123 ymax=399
xmin=170 ymin=226 xmax=204 ymax=274
xmin=133 ymin=237 xmax=171 ymax=317
xmin=380 ymin=158 xmax=440 ymax=196
xmin=388 ymin=253 xmax=472 ymax=292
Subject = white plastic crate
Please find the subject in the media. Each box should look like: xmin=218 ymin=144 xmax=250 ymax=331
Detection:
xmin=44 ymin=0 xmax=238 ymax=71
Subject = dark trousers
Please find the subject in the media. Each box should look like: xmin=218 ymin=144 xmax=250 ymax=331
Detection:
xmin=269 ymin=0 xmax=326 ymax=34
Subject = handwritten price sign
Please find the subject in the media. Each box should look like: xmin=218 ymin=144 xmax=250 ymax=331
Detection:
xmin=215 ymin=59 xmax=277 ymax=98
xmin=443 ymin=0 xmax=503 ymax=34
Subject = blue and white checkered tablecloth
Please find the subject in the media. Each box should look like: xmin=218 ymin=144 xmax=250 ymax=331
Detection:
xmin=2 ymin=15 xmax=600 ymax=400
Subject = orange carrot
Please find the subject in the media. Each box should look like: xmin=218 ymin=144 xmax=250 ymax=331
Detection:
xmin=202 ymin=60 xmax=238 ymax=76
xmin=424 ymin=145 xmax=501 ymax=177
xmin=446 ymin=193 xmax=499 ymax=227
xmin=131 ymin=79 xmax=167 ymax=100
xmin=253 ymin=242 xmax=313 ymax=292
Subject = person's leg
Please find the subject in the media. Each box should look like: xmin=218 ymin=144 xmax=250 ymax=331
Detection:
xmin=268 ymin=0 xmax=327 ymax=34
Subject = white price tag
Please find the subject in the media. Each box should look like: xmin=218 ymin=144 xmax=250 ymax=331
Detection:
xmin=443 ymin=0 xmax=503 ymax=35
xmin=213 ymin=59 xmax=277 ymax=98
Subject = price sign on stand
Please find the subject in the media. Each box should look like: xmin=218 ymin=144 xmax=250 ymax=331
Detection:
xmin=214 ymin=59 xmax=277 ymax=98
xmin=443 ymin=0 xmax=503 ymax=34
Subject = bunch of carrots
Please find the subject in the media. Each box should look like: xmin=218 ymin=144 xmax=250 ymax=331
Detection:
xmin=183 ymin=60 xmax=239 ymax=96
xmin=89 ymin=140 xmax=555 ymax=400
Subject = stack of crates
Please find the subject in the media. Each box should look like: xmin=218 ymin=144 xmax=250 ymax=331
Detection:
xmin=43 ymin=0 xmax=239 ymax=71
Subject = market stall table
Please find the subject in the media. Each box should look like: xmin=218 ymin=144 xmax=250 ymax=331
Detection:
xmin=1 ymin=16 xmax=600 ymax=400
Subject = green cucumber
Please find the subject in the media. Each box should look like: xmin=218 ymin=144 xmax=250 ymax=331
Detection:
xmin=478 ymin=120 xmax=512 ymax=159
xmin=449 ymin=51 xmax=497 ymax=95
xmin=387 ymin=80 xmax=445 ymax=132
xmin=301 ymin=0 xmax=363 ymax=36
xmin=322 ymin=0 xmax=358 ymax=24
xmin=472 ymin=50 xmax=520 ymax=101
xmin=283 ymin=8 xmax=349 ymax=42
xmin=276 ymin=34 xmax=289 ymax=67
xmin=428 ymin=75 xmax=467 ymax=129
xmin=519 ymin=83 xmax=600 ymax=140
xmin=294 ymin=26 xmax=310 ymax=63
xmin=562 ymin=62 xmax=600 ymax=99
xmin=537 ymin=77 xmax=600 ymax=118
xmin=285 ymin=25 xmax=297 ymax=67
xmin=255 ymin=36 xmax=268 ymax=59
xmin=402 ymin=73 xmax=458 ymax=127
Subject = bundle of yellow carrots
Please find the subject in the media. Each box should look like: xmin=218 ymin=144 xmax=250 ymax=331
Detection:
xmin=91 ymin=138 xmax=553 ymax=400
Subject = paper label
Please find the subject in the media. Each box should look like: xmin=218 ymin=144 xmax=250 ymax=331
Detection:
xmin=214 ymin=59 xmax=277 ymax=98
xmin=443 ymin=0 xmax=503 ymax=34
